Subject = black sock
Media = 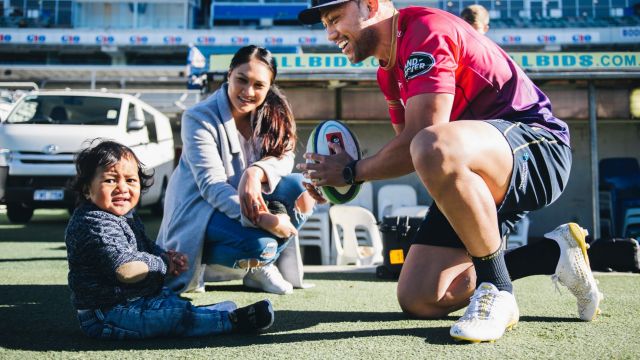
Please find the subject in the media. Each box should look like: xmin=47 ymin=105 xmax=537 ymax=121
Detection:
xmin=471 ymin=249 xmax=513 ymax=293
xmin=504 ymin=239 xmax=560 ymax=281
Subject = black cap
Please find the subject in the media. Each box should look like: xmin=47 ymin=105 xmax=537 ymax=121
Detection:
xmin=298 ymin=0 xmax=352 ymax=25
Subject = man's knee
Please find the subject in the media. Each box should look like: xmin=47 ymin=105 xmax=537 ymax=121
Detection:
xmin=397 ymin=287 xmax=451 ymax=319
xmin=410 ymin=127 xmax=462 ymax=180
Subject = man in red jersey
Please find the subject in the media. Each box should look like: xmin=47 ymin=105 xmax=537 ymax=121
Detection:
xmin=297 ymin=0 xmax=602 ymax=342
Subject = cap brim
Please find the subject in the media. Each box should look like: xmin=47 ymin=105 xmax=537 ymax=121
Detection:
xmin=298 ymin=0 xmax=351 ymax=25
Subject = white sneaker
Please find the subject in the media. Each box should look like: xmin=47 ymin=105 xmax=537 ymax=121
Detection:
xmin=450 ymin=282 xmax=519 ymax=343
xmin=243 ymin=263 xmax=294 ymax=295
xmin=545 ymin=223 xmax=603 ymax=321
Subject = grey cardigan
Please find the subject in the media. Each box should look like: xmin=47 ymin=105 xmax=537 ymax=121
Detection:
xmin=156 ymin=84 xmax=294 ymax=293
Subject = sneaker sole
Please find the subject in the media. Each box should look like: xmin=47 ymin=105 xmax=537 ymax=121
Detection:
xmin=243 ymin=277 xmax=293 ymax=295
xmin=450 ymin=320 xmax=519 ymax=343
xmin=567 ymin=223 xmax=602 ymax=321
xmin=258 ymin=300 xmax=275 ymax=332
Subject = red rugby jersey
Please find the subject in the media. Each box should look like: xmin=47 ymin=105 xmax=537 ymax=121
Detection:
xmin=377 ymin=7 xmax=569 ymax=145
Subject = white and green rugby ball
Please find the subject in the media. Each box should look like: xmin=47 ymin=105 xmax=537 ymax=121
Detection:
xmin=306 ymin=120 xmax=362 ymax=204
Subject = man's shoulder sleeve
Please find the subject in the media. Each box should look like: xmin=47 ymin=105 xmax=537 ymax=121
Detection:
xmin=400 ymin=16 xmax=458 ymax=97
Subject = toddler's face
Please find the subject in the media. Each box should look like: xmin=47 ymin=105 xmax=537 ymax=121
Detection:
xmin=87 ymin=155 xmax=141 ymax=216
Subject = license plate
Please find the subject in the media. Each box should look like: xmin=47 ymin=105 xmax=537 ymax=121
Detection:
xmin=34 ymin=189 xmax=64 ymax=201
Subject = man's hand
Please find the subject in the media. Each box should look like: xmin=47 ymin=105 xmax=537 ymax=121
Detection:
xmin=296 ymin=143 xmax=353 ymax=187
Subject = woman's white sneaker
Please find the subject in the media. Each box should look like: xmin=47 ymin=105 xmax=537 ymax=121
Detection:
xmin=450 ymin=282 xmax=519 ymax=343
xmin=243 ymin=263 xmax=294 ymax=295
xmin=544 ymin=223 xmax=603 ymax=321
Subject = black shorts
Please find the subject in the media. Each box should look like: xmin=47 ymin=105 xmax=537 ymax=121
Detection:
xmin=412 ymin=119 xmax=572 ymax=248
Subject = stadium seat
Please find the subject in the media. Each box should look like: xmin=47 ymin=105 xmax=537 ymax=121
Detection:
xmin=377 ymin=184 xmax=418 ymax=221
xmin=330 ymin=205 xmax=383 ymax=266
xmin=599 ymin=157 xmax=640 ymax=236
xmin=297 ymin=204 xmax=332 ymax=265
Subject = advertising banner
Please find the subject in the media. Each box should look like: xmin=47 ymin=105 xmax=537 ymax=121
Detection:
xmin=208 ymin=52 xmax=640 ymax=72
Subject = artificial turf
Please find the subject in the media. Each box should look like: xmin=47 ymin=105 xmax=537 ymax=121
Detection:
xmin=1 ymin=209 xmax=639 ymax=359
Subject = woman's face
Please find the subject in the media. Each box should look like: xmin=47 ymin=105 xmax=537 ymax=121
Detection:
xmin=227 ymin=59 xmax=273 ymax=118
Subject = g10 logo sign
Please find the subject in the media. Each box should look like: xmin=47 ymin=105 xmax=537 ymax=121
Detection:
xmin=264 ymin=37 xmax=283 ymax=45
xmin=27 ymin=34 xmax=46 ymax=43
xmin=572 ymin=34 xmax=592 ymax=43
xmin=197 ymin=36 xmax=215 ymax=44
xmin=129 ymin=35 xmax=148 ymax=44
xmin=163 ymin=36 xmax=182 ymax=45
xmin=501 ymin=35 xmax=521 ymax=44
xmin=231 ymin=36 xmax=249 ymax=45
xmin=0 ymin=34 xmax=11 ymax=43
xmin=96 ymin=35 xmax=115 ymax=44
xmin=61 ymin=35 xmax=80 ymax=44
xmin=298 ymin=36 xmax=317 ymax=45
xmin=537 ymin=35 xmax=557 ymax=43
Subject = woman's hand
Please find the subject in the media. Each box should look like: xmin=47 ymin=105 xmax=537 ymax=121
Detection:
xmin=239 ymin=166 xmax=268 ymax=224
xmin=302 ymin=182 xmax=327 ymax=204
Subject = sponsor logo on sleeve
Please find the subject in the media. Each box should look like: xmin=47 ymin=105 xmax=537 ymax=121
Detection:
xmin=404 ymin=52 xmax=435 ymax=80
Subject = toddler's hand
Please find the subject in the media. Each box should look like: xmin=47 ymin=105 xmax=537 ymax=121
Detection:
xmin=166 ymin=250 xmax=189 ymax=276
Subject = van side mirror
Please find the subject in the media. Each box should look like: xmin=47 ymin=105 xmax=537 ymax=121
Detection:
xmin=127 ymin=118 xmax=145 ymax=132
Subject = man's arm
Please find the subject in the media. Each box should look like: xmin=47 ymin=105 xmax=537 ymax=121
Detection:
xmin=300 ymin=93 xmax=454 ymax=186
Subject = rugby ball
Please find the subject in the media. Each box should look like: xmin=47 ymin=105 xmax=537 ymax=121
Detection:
xmin=306 ymin=120 xmax=362 ymax=204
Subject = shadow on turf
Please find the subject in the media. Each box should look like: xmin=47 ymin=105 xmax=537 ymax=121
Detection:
xmin=0 ymin=256 xmax=67 ymax=262
xmin=0 ymin=284 xmax=582 ymax=351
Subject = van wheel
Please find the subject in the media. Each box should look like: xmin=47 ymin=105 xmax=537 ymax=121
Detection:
xmin=6 ymin=203 xmax=34 ymax=223
xmin=151 ymin=179 xmax=167 ymax=216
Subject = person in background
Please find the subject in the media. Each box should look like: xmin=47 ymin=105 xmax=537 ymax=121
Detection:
xmin=158 ymin=45 xmax=318 ymax=295
xmin=65 ymin=139 xmax=274 ymax=339
xmin=460 ymin=4 xmax=490 ymax=34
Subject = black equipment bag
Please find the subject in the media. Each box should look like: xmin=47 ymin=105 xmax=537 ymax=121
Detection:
xmin=376 ymin=216 xmax=423 ymax=279
xmin=588 ymin=237 xmax=640 ymax=273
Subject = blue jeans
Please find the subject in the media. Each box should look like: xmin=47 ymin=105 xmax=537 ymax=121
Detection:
xmin=203 ymin=173 xmax=309 ymax=268
xmin=76 ymin=288 xmax=234 ymax=339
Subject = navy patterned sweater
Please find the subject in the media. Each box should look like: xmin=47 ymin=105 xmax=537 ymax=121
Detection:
xmin=65 ymin=203 xmax=169 ymax=310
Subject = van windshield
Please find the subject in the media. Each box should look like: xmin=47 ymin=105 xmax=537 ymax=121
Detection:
xmin=5 ymin=95 xmax=122 ymax=125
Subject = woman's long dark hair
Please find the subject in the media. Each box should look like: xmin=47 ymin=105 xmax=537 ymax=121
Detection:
xmin=229 ymin=45 xmax=296 ymax=158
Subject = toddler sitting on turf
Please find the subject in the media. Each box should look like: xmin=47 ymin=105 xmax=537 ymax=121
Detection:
xmin=64 ymin=139 xmax=274 ymax=339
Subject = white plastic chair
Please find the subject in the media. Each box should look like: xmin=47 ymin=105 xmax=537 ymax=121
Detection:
xmin=329 ymin=205 xmax=384 ymax=266
xmin=506 ymin=215 xmax=530 ymax=249
xmin=390 ymin=205 xmax=429 ymax=217
xmin=298 ymin=204 xmax=331 ymax=265
xmin=345 ymin=182 xmax=374 ymax=245
xmin=377 ymin=184 xmax=418 ymax=220
xmin=345 ymin=181 xmax=374 ymax=212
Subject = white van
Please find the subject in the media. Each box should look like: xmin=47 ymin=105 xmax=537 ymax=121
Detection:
xmin=0 ymin=90 xmax=175 ymax=223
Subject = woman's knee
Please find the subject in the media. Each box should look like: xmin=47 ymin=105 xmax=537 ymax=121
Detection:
xmin=241 ymin=237 xmax=279 ymax=263
xmin=295 ymin=191 xmax=315 ymax=214
xmin=277 ymin=173 xmax=306 ymax=195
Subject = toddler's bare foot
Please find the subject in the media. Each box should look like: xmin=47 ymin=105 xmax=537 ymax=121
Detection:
xmin=257 ymin=212 xmax=297 ymax=239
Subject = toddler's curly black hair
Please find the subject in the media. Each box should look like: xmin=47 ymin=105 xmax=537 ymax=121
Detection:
xmin=69 ymin=139 xmax=154 ymax=205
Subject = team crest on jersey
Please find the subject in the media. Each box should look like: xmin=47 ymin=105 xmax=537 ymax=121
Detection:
xmin=404 ymin=52 xmax=435 ymax=80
